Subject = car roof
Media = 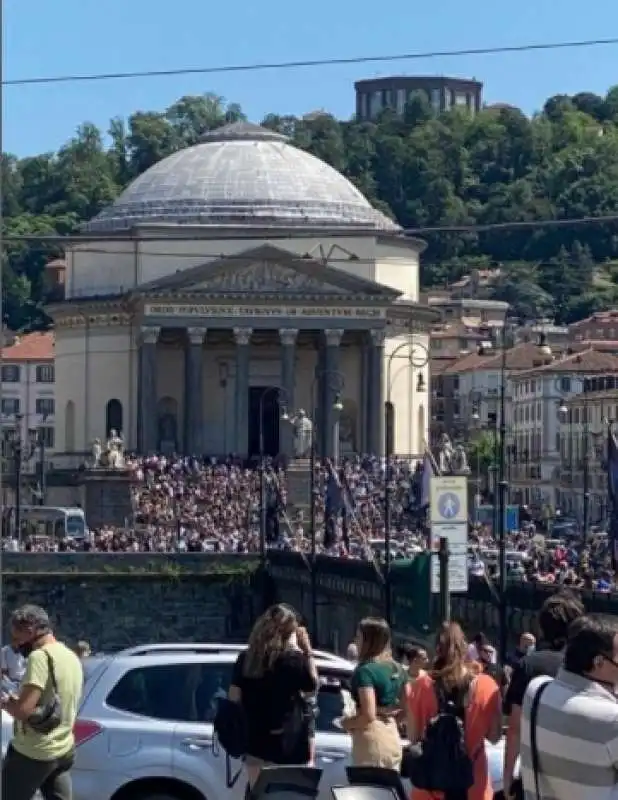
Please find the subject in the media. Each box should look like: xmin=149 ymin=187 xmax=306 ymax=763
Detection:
xmin=113 ymin=643 xmax=354 ymax=667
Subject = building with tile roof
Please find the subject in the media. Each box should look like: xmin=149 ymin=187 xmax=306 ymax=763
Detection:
xmin=1 ymin=332 xmax=56 ymax=475
xmin=508 ymin=348 xmax=618 ymax=516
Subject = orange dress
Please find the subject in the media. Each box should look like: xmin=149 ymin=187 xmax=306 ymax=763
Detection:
xmin=406 ymin=672 xmax=501 ymax=800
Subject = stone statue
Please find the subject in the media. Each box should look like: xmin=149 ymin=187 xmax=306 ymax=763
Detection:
xmin=453 ymin=445 xmax=470 ymax=475
xmin=290 ymin=410 xmax=313 ymax=458
xmin=438 ymin=433 xmax=454 ymax=474
xmin=106 ymin=429 xmax=125 ymax=470
xmin=91 ymin=438 xmax=102 ymax=468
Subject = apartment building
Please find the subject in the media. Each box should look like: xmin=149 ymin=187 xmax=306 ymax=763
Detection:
xmin=557 ymin=377 xmax=618 ymax=524
xmin=509 ymin=348 xmax=618 ymax=515
xmin=1 ymin=332 xmax=56 ymax=466
xmin=431 ymin=341 xmax=554 ymax=445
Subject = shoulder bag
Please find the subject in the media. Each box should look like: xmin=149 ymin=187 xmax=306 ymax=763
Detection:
xmin=26 ymin=649 xmax=63 ymax=734
xmin=529 ymin=679 xmax=551 ymax=800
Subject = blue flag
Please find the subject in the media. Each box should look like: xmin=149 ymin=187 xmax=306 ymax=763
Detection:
xmin=325 ymin=467 xmax=343 ymax=516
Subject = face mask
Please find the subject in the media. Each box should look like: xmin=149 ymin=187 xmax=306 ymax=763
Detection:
xmin=17 ymin=641 xmax=35 ymax=658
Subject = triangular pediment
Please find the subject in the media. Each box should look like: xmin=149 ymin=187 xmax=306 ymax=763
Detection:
xmin=138 ymin=244 xmax=400 ymax=300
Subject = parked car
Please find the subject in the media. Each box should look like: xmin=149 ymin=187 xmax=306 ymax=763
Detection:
xmin=1 ymin=644 xmax=507 ymax=799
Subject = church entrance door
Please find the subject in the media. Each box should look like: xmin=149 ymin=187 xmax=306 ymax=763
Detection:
xmin=248 ymin=387 xmax=280 ymax=458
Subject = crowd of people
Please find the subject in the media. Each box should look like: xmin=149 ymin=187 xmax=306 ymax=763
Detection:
xmin=4 ymin=451 xmax=617 ymax=591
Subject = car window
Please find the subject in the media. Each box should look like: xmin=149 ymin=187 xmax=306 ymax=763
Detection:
xmin=106 ymin=663 xmax=234 ymax=722
xmin=106 ymin=661 xmax=352 ymax=728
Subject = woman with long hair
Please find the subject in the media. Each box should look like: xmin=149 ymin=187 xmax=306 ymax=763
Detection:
xmin=341 ymin=617 xmax=407 ymax=769
xmin=228 ymin=604 xmax=318 ymax=790
xmin=406 ymin=622 xmax=502 ymax=800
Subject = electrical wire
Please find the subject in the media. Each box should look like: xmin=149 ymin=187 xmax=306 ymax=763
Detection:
xmin=4 ymin=36 xmax=618 ymax=87
xmin=4 ymin=213 xmax=618 ymax=245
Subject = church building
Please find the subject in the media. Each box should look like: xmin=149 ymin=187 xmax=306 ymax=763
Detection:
xmin=47 ymin=122 xmax=437 ymax=460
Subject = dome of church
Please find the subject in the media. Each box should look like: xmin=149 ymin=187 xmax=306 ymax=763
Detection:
xmin=84 ymin=122 xmax=399 ymax=233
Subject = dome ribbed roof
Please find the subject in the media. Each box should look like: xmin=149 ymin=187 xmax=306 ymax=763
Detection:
xmin=84 ymin=122 xmax=399 ymax=233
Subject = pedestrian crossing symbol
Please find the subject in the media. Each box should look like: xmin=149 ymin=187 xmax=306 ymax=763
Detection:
xmin=437 ymin=492 xmax=460 ymax=520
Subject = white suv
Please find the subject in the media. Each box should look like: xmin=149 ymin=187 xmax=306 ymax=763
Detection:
xmin=1 ymin=644 xmax=506 ymax=799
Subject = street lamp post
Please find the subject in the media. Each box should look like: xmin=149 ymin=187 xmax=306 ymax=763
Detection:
xmin=383 ymin=340 xmax=429 ymax=627
xmin=36 ymin=413 xmax=49 ymax=506
xmin=257 ymin=387 xmax=289 ymax=576
xmin=479 ymin=322 xmax=549 ymax=665
xmin=7 ymin=414 xmax=37 ymax=541
xmin=293 ymin=370 xmax=344 ymax=644
xmin=469 ymin=391 xmax=482 ymax=521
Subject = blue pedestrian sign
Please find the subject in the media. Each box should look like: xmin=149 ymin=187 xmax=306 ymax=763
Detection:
xmin=438 ymin=492 xmax=461 ymax=520
xmin=430 ymin=475 xmax=467 ymax=526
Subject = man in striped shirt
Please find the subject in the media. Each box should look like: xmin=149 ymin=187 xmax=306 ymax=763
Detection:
xmin=520 ymin=616 xmax=618 ymax=800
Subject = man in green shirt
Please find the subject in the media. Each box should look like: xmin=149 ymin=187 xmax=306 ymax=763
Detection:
xmin=1 ymin=604 xmax=83 ymax=800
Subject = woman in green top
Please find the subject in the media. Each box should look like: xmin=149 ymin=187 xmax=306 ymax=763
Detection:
xmin=342 ymin=617 xmax=407 ymax=769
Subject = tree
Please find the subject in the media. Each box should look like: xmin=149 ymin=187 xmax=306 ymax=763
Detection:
xmin=466 ymin=430 xmax=498 ymax=480
xmin=5 ymin=86 xmax=618 ymax=331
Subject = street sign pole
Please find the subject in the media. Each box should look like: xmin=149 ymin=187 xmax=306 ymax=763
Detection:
xmin=430 ymin=475 xmax=469 ymax=599
xmin=438 ymin=536 xmax=450 ymax=622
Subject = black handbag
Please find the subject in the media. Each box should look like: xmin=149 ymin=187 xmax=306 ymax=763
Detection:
xmin=26 ymin=649 xmax=63 ymax=734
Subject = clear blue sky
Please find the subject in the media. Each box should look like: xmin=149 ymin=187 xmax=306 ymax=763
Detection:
xmin=3 ymin=0 xmax=617 ymax=157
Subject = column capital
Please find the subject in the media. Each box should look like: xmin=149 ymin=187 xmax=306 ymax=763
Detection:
xmin=279 ymin=328 xmax=299 ymax=346
xmin=187 ymin=327 xmax=206 ymax=346
xmin=369 ymin=328 xmax=386 ymax=347
xmin=233 ymin=327 xmax=253 ymax=346
xmin=140 ymin=326 xmax=160 ymax=345
xmin=324 ymin=329 xmax=344 ymax=347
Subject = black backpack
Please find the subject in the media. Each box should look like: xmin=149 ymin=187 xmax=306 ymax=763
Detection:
xmin=213 ymin=697 xmax=248 ymax=760
xmin=405 ymin=677 xmax=478 ymax=794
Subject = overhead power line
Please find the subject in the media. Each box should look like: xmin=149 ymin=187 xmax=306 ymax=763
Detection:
xmin=4 ymin=213 xmax=618 ymax=245
xmin=4 ymin=37 xmax=618 ymax=87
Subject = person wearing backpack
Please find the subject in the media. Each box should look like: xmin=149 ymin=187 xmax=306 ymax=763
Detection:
xmin=406 ymin=622 xmax=502 ymax=800
xmin=341 ymin=617 xmax=408 ymax=770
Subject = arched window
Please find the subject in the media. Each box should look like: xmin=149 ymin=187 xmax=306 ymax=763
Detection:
xmin=65 ymin=401 xmax=75 ymax=452
xmin=106 ymin=399 xmax=123 ymax=436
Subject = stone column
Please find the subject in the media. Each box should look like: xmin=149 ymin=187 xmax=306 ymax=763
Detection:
xmin=137 ymin=326 xmax=160 ymax=455
xmin=234 ymin=327 xmax=252 ymax=457
xmin=323 ymin=329 xmax=344 ymax=461
xmin=279 ymin=328 xmax=298 ymax=459
xmin=185 ymin=327 xmax=206 ymax=456
xmin=359 ymin=340 xmax=369 ymax=454
xmin=315 ymin=340 xmax=326 ymax=457
xmin=368 ymin=329 xmax=386 ymax=456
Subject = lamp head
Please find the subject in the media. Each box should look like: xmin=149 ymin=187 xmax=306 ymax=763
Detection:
xmin=333 ymin=394 xmax=344 ymax=412
xmin=416 ymin=373 xmax=426 ymax=392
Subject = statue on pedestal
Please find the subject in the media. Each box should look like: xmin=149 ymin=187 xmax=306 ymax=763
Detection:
xmin=453 ymin=444 xmax=470 ymax=475
xmin=106 ymin=429 xmax=125 ymax=469
xmin=290 ymin=410 xmax=313 ymax=458
xmin=438 ymin=433 xmax=454 ymax=474
xmin=91 ymin=438 xmax=102 ymax=468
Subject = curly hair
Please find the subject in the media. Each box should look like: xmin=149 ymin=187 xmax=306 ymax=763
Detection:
xmin=242 ymin=604 xmax=298 ymax=678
